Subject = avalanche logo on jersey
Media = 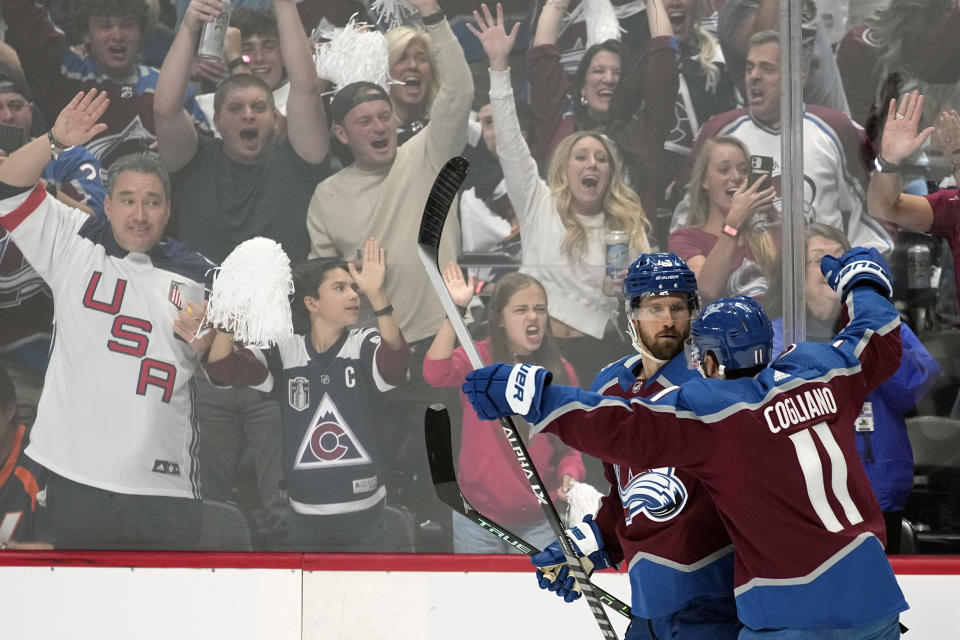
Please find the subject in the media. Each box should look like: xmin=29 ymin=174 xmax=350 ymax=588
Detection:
xmin=294 ymin=392 xmax=372 ymax=469
xmin=615 ymin=464 xmax=688 ymax=524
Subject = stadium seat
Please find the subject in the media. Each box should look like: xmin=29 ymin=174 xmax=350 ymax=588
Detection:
xmin=914 ymin=329 xmax=960 ymax=416
xmin=196 ymin=499 xmax=255 ymax=551
xmin=904 ymin=416 xmax=960 ymax=553
xmin=383 ymin=503 xmax=418 ymax=553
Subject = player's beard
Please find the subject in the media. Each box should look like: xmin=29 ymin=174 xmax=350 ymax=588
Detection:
xmin=638 ymin=323 xmax=689 ymax=361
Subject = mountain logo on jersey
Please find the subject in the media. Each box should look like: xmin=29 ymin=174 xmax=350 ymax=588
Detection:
xmin=294 ymin=392 xmax=372 ymax=469
xmin=288 ymin=376 xmax=309 ymax=411
xmin=615 ymin=465 xmax=688 ymax=524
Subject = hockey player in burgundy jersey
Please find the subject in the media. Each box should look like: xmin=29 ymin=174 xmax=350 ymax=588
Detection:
xmin=532 ymin=253 xmax=739 ymax=639
xmin=464 ymin=247 xmax=908 ymax=637
xmin=203 ymin=239 xmax=411 ymax=551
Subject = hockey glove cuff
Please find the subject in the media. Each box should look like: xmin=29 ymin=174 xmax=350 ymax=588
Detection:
xmin=821 ymin=247 xmax=893 ymax=303
xmin=530 ymin=515 xmax=614 ymax=603
xmin=463 ymin=362 xmax=553 ymax=422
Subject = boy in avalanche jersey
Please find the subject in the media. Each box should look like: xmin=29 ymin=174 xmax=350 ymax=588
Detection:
xmin=203 ymin=238 xmax=411 ymax=551
xmin=539 ymin=253 xmax=740 ymax=640
xmin=463 ymin=247 xmax=908 ymax=638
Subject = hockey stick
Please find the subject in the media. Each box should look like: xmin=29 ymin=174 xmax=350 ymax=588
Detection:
xmin=417 ymin=157 xmax=620 ymax=639
xmin=424 ymin=403 xmax=632 ymax=619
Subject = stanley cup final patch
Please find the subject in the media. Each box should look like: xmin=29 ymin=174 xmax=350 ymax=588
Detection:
xmin=506 ymin=364 xmax=543 ymax=417
xmin=168 ymin=280 xmax=185 ymax=309
xmin=168 ymin=280 xmax=205 ymax=311
xmin=289 ymin=376 xmax=310 ymax=412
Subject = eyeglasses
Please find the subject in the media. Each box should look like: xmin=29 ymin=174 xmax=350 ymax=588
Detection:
xmin=632 ymin=302 xmax=691 ymax=320
xmin=806 ymin=252 xmax=843 ymax=266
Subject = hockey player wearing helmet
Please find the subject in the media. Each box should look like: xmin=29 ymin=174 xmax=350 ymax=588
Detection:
xmin=463 ymin=247 xmax=907 ymax=638
xmin=686 ymin=296 xmax=774 ymax=380
xmin=513 ymin=252 xmax=742 ymax=640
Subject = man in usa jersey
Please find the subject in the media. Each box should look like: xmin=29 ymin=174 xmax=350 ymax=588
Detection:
xmin=0 ymin=90 xmax=216 ymax=549
xmin=464 ymin=247 xmax=907 ymax=638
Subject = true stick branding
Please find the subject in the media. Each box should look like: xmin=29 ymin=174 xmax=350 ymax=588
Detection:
xmin=476 ymin=515 xmax=537 ymax=553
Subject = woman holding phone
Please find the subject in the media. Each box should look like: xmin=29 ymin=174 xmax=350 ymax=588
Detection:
xmin=668 ymin=135 xmax=777 ymax=303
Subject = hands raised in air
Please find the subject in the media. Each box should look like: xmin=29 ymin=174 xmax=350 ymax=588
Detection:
xmin=467 ymin=3 xmax=520 ymax=72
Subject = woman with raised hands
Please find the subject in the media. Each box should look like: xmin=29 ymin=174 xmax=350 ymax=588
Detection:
xmin=467 ymin=2 xmax=651 ymax=383
xmin=525 ymin=0 xmax=681 ymax=219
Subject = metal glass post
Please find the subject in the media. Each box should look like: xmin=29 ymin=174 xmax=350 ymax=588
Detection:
xmin=780 ymin=0 xmax=806 ymax=345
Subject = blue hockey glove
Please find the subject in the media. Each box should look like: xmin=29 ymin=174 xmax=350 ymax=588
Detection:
xmin=821 ymin=247 xmax=893 ymax=302
xmin=462 ymin=362 xmax=553 ymax=422
xmin=530 ymin=515 xmax=614 ymax=603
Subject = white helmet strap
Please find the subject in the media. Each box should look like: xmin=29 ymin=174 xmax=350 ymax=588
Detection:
xmin=626 ymin=312 xmax=670 ymax=368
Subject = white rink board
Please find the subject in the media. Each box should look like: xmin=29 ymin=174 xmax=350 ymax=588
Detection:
xmin=1 ymin=565 xmax=957 ymax=638
xmin=0 ymin=565 xmax=302 ymax=638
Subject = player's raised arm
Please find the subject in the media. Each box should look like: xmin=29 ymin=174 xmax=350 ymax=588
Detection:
xmin=820 ymin=246 xmax=902 ymax=395
xmin=0 ymin=90 xmax=108 ymax=188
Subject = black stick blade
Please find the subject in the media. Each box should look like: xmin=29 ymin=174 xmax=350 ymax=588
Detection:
xmin=425 ymin=403 xmax=456 ymax=487
xmin=418 ymin=156 xmax=469 ymax=250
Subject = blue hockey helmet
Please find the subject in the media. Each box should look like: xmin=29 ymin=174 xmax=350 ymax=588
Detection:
xmin=688 ymin=296 xmax=773 ymax=374
xmin=623 ymin=253 xmax=700 ymax=358
xmin=623 ymin=252 xmax=699 ymax=311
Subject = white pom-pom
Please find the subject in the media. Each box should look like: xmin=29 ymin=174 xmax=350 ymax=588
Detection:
xmin=205 ymin=238 xmax=294 ymax=348
xmin=313 ymin=14 xmax=391 ymax=91
xmin=564 ymin=481 xmax=605 ymax=527
xmin=583 ymin=0 xmax=622 ymax=47
xmin=370 ymin=0 xmax=416 ymax=30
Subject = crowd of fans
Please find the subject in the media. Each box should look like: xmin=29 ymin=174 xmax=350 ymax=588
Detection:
xmin=0 ymin=0 xmax=958 ymax=554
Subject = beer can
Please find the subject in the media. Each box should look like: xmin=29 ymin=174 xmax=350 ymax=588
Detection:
xmin=605 ymin=229 xmax=629 ymax=277
xmin=907 ymin=244 xmax=932 ymax=290
xmin=198 ymin=0 xmax=232 ymax=61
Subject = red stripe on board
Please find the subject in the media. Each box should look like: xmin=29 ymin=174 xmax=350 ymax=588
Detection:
xmin=301 ymin=553 xmax=536 ymax=573
xmin=889 ymin=556 xmax=960 ymax=575
xmin=0 ymin=552 xmax=958 ymax=574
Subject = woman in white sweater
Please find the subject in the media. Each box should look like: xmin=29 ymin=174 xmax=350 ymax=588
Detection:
xmin=468 ymin=3 xmax=651 ymax=382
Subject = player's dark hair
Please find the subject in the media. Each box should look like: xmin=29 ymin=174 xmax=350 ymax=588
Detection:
xmin=213 ymin=73 xmax=276 ymax=116
xmin=0 ymin=363 xmax=17 ymax=421
xmin=78 ymin=0 xmax=150 ymax=35
xmin=230 ymin=7 xmax=278 ymax=40
xmin=704 ymin=352 xmax=765 ymax=380
xmin=487 ymin=272 xmax=569 ymax=386
xmin=107 ymin=151 xmax=170 ymax=200
xmin=291 ymin=257 xmax=350 ymax=333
